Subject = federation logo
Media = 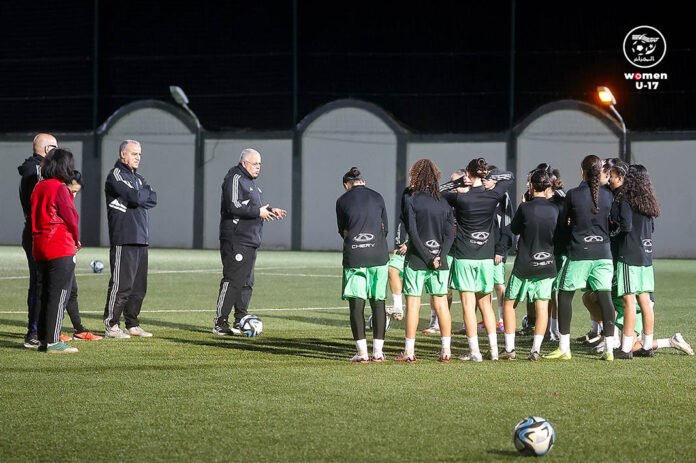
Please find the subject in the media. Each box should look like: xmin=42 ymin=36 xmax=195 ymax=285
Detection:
xmin=584 ymin=236 xmax=604 ymax=243
xmin=353 ymin=233 xmax=374 ymax=242
xmin=623 ymin=26 xmax=666 ymax=69
xmin=532 ymin=252 xmax=551 ymax=261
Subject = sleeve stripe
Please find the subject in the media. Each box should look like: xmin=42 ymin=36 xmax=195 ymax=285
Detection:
xmin=231 ymin=174 xmax=242 ymax=207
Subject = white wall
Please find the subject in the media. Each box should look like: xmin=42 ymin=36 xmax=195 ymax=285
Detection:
xmin=632 ymin=140 xmax=696 ymax=258
xmin=301 ymin=107 xmax=397 ymax=250
xmin=517 ymin=110 xmax=619 ymax=200
xmin=100 ymin=108 xmax=195 ymax=248
xmin=0 ymin=139 xmax=83 ymax=245
xmin=407 ymin=141 xmax=507 ymax=180
xmin=203 ymin=138 xmax=293 ymax=250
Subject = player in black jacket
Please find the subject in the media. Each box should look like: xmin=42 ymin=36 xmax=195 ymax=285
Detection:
xmin=501 ymin=170 xmax=559 ymax=361
xmin=102 ymin=140 xmax=158 ymax=339
xmin=214 ymin=149 xmax=287 ymax=336
xmin=546 ymin=155 xmax=616 ymax=360
xmin=17 ymin=133 xmax=57 ymax=348
xmin=385 ymin=187 xmax=410 ymax=322
xmin=395 ymin=160 xmax=455 ymax=363
xmin=442 ymin=158 xmax=514 ymax=362
xmin=336 ymin=167 xmax=390 ymax=362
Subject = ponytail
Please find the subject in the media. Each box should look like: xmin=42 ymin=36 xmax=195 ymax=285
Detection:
xmin=581 ymin=155 xmax=602 ymax=214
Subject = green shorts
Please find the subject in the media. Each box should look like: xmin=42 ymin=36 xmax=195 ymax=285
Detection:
xmin=552 ymin=255 xmax=568 ymax=292
xmin=387 ymin=253 xmax=405 ymax=275
xmin=493 ymin=261 xmax=506 ymax=286
xmin=616 ymin=263 xmax=654 ymax=296
xmin=614 ymin=295 xmax=644 ymax=335
xmin=504 ymin=273 xmax=554 ymax=303
xmin=342 ymin=265 xmax=388 ymax=301
xmin=403 ymin=265 xmax=450 ymax=297
xmin=559 ymin=259 xmax=613 ymax=292
xmin=450 ymin=258 xmax=495 ymax=294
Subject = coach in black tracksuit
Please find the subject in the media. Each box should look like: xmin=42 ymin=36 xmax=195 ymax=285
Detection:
xmin=17 ymin=133 xmax=57 ymax=348
xmin=103 ymin=140 xmax=157 ymax=338
xmin=214 ymin=149 xmax=287 ymax=335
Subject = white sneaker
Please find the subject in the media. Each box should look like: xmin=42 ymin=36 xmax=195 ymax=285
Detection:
xmin=458 ymin=352 xmax=483 ymax=362
xmin=386 ymin=306 xmax=404 ymax=321
xmin=422 ymin=325 xmax=440 ymax=334
xmin=671 ymin=333 xmax=694 ymax=356
xmin=350 ymin=353 xmax=369 ymax=364
xmin=593 ymin=341 xmax=606 ymax=354
xmin=128 ymin=326 xmax=153 ymax=337
xmin=105 ymin=326 xmax=131 ymax=339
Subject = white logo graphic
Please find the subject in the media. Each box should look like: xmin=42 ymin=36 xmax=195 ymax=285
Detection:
xmin=471 ymin=232 xmax=489 ymax=240
xmin=425 ymin=240 xmax=440 ymax=248
xmin=584 ymin=236 xmax=604 ymax=243
xmin=533 ymin=252 xmax=551 ymax=260
xmin=235 ymin=254 xmax=243 ymax=262
xmin=623 ymin=26 xmax=666 ymax=69
xmin=643 ymin=238 xmax=653 ymax=253
xmin=353 ymin=233 xmax=374 ymax=242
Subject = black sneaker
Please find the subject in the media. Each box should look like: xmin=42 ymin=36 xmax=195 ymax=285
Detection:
xmin=24 ymin=334 xmax=40 ymax=349
xmin=582 ymin=334 xmax=602 ymax=347
xmin=613 ymin=348 xmax=633 ymax=360
xmin=634 ymin=348 xmax=654 ymax=358
xmin=212 ymin=321 xmax=233 ymax=336
xmin=577 ymin=330 xmax=599 ymax=342
xmin=516 ymin=327 xmax=534 ymax=336
xmin=231 ymin=322 xmax=242 ymax=335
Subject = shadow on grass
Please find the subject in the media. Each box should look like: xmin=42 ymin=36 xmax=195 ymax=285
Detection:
xmin=486 ymin=449 xmax=519 ymax=457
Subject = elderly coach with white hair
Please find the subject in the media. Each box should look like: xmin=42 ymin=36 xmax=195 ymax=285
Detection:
xmin=102 ymin=139 xmax=157 ymax=339
xmin=213 ymin=148 xmax=287 ymax=335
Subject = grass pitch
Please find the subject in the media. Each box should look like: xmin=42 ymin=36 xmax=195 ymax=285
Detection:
xmin=1 ymin=246 xmax=695 ymax=462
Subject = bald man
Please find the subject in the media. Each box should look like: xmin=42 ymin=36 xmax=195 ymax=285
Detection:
xmin=213 ymin=148 xmax=287 ymax=335
xmin=18 ymin=133 xmax=58 ymax=348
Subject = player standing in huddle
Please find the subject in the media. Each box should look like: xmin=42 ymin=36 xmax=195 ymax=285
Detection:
xmin=500 ymin=170 xmax=559 ymax=360
xmin=609 ymin=164 xmax=659 ymax=359
xmin=386 ymin=187 xmax=410 ymax=322
xmin=546 ymin=155 xmax=616 ymax=360
xmin=443 ymin=158 xmax=514 ymax=362
xmin=336 ymin=167 xmax=390 ymax=363
xmin=395 ymin=160 xmax=455 ymax=363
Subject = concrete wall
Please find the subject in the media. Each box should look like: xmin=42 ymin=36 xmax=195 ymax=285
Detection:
xmin=407 ymin=141 xmax=507 ymax=182
xmin=203 ymin=138 xmax=293 ymax=250
xmin=632 ymin=140 xmax=696 ymax=258
xmin=1 ymin=139 xmax=84 ymax=245
xmin=516 ymin=109 xmax=619 ymax=201
xmin=100 ymin=108 xmax=195 ymax=248
xmin=301 ymin=107 xmax=397 ymax=251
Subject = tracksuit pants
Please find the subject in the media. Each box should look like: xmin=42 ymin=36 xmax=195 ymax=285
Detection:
xmin=215 ymin=240 xmax=257 ymax=326
xmin=64 ymin=275 xmax=86 ymax=332
xmin=36 ymin=255 xmax=75 ymax=345
xmin=22 ymin=225 xmax=40 ymax=337
xmin=103 ymin=245 xmax=148 ymax=330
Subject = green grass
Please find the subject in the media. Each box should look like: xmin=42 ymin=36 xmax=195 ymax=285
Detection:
xmin=1 ymin=246 xmax=695 ymax=462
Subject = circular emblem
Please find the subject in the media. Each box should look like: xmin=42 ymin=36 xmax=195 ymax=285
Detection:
xmin=425 ymin=240 xmax=440 ymax=248
xmin=583 ymin=235 xmax=604 ymax=243
xmin=471 ymin=232 xmax=490 ymax=240
xmin=623 ymin=26 xmax=666 ymax=69
xmin=353 ymin=233 xmax=374 ymax=242
xmin=532 ymin=252 xmax=551 ymax=261
xmin=235 ymin=253 xmax=243 ymax=262
xmin=642 ymin=239 xmax=653 ymax=247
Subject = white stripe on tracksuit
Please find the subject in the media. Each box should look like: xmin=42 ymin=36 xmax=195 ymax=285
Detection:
xmin=104 ymin=245 xmax=122 ymax=329
xmin=215 ymin=281 xmax=229 ymax=324
xmin=55 ymin=289 xmax=67 ymax=341
xmin=231 ymin=174 xmax=241 ymax=207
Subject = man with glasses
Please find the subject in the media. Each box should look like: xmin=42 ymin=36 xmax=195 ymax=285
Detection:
xmin=18 ymin=133 xmax=57 ymax=348
xmin=213 ymin=148 xmax=287 ymax=335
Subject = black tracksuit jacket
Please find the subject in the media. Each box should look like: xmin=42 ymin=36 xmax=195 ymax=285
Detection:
xmin=18 ymin=153 xmax=43 ymax=227
xmin=220 ymin=163 xmax=265 ymax=248
xmin=610 ymin=197 xmax=654 ymax=266
xmin=561 ymin=182 xmax=613 ymax=261
xmin=336 ymin=185 xmax=389 ymax=268
xmin=402 ymin=191 xmax=455 ymax=271
xmin=510 ymin=196 xmax=560 ymax=279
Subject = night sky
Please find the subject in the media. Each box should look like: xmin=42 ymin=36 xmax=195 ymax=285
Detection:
xmin=0 ymin=1 xmax=692 ymax=133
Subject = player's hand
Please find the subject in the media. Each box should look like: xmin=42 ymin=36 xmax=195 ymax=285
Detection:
xmin=482 ymin=179 xmax=496 ymax=190
xmin=76 ymin=241 xmax=82 ymax=252
xmin=271 ymin=208 xmax=287 ymax=220
xmin=259 ymin=204 xmax=274 ymax=221
xmin=494 ymin=254 xmax=503 ymax=265
xmin=397 ymin=243 xmax=407 ymax=255
xmin=432 ymin=257 xmax=441 ymax=269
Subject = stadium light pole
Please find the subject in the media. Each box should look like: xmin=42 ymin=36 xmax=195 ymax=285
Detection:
xmin=597 ymin=86 xmax=628 ymax=162
xmin=170 ymin=85 xmax=204 ymax=249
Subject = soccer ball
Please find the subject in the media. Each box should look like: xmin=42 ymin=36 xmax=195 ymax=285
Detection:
xmin=90 ymin=259 xmax=105 ymax=273
xmin=367 ymin=315 xmax=390 ymax=332
xmin=513 ymin=416 xmax=555 ymax=456
xmin=239 ymin=315 xmax=263 ymax=337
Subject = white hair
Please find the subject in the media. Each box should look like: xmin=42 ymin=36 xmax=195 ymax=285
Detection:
xmin=240 ymin=148 xmax=260 ymax=162
xmin=119 ymin=139 xmax=141 ymax=154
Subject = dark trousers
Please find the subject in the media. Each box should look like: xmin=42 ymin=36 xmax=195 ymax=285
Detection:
xmin=36 ymin=255 xmax=76 ymax=344
xmin=103 ymin=245 xmax=148 ymax=330
xmin=215 ymin=240 xmax=257 ymax=325
xmin=22 ymin=225 xmax=40 ymax=336
xmin=64 ymin=275 xmax=85 ymax=332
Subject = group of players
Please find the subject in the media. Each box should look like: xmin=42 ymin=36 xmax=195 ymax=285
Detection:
xmin=335 ymin=156 xmax=694 ymax=363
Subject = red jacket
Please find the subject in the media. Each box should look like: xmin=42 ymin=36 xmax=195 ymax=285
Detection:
xmin=31 ymin=179 xmax=80 ymax=261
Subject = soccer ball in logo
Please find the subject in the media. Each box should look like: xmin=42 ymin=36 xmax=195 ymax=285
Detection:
xmin=513 ymin=416 xmax=555 ymax=456
xmin=240 ymin=315 xmax=263 ymax=337
xmin=90 ymin=259 xmax=105 ymax=273
xmin=367 ymin=315 xmax=390 ymax=332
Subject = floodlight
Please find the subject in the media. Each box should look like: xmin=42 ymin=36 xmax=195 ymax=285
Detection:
xmin=169 ymin=85 xmax=190 ymax=106
xmin=597 ymin=86 xmax=616 ymax=105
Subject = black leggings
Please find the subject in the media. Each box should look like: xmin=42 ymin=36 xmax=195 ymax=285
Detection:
xmin=349 ymin=298 xmax=386 ymax=340
xmin=558 ymin=290 xmax=615 ymax=337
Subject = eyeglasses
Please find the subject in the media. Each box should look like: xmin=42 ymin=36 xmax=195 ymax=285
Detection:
xmin=244 ymin=161 xmax=262 ymax=167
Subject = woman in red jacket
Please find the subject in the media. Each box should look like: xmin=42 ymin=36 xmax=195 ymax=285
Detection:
xmin=31 ymin=148 xmax=81 ymax=353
